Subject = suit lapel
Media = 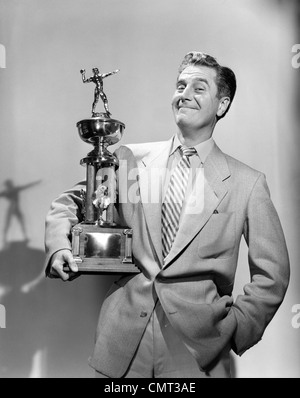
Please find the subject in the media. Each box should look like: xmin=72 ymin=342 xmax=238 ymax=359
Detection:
xmin=163 ymin=144 xmax=230 ymax=267
xmin=137 ymin=138 xmax=173 ymax=265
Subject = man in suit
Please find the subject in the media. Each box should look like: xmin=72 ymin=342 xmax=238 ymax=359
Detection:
xmin=45 ymin=51 xmax=290 ymax=378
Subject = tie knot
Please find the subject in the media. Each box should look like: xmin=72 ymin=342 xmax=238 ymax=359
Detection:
xmin=179 ymin=146 xmax=197 ymax=158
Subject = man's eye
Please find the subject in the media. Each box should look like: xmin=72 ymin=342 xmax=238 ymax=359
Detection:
xmin=177 ymin=85 xmax=185 ymax=91
xmin=195 ymin=87 xmax=204 ymax=92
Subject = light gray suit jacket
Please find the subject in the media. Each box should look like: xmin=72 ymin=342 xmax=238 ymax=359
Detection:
xmin=45 ymin=138 xmax=290 ymax=377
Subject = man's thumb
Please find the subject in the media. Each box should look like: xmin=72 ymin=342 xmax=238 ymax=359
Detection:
xmin=64 ymin=251 xmax=78 ymax=272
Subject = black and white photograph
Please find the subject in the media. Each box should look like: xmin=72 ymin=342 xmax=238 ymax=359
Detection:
xmin=0 ymin=0 xmax=299 ymax=379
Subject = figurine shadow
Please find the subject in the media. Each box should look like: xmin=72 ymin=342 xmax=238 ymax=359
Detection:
xmin=0 ymin=239 xmax=115 ymax=378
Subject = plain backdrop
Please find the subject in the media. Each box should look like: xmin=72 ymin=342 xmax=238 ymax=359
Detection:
xmin=0 ymin=0 xmax=299 ymax=378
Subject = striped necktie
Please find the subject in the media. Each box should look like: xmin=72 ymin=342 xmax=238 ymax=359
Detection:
xmin=161 ymin=146 xmax=197 ymax=259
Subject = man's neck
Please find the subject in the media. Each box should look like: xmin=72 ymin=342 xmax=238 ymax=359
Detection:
xmin=176 ymin=128 xmax=214 ymax=147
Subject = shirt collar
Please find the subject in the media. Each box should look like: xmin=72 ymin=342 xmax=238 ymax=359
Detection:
xmin=170 ymin=134 xmax=215 ymax=163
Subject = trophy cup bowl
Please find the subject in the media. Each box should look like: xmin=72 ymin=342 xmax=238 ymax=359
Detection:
xmin=77 ymin=116 xmax=125 ymax=146
xmin=77 ymin=116 xmax=125 ymax=167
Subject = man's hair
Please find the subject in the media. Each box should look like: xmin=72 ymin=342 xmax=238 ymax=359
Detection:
xmin=178 ymin=51 xmax=237 ymax=120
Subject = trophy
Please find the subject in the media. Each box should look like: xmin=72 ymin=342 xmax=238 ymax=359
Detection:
xmin=70 ymin=67 xmax=139 ymax=274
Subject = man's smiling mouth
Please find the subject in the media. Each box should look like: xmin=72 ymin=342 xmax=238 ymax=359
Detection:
xmin=178 ymin=105 xmax=198 ymax=111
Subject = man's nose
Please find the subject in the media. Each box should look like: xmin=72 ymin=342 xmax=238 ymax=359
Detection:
xmin=180 ymin=86 xmax=193 ymax=101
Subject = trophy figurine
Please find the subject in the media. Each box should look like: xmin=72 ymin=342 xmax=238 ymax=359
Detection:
xmin=69 ymin=67 xmax=139 ymax=274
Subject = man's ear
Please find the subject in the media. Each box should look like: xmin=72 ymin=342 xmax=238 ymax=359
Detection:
xmin=217 ymin=97 xmax=230 ymax=118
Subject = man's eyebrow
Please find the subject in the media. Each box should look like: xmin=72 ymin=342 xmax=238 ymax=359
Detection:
xmin=176 ymin=77 xmax=210 ymax=87
xmin=176 ymin=79 xmax=186 ymax=86
xmin=195 ymin=77 xmax=210 ymax=86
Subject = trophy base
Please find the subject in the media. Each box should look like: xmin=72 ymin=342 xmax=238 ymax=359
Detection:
xmin=70 ymin=223 xmax=140 ymax=274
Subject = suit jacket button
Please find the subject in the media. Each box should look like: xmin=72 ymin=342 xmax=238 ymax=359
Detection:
xmin=140 ymin=311 xmax=148 ymax=317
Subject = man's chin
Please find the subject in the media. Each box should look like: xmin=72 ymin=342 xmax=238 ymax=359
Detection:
xmin=175 ymin=113 xmax=192 ymax=127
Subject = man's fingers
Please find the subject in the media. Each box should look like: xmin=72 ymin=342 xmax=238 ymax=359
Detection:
xmin=49 ymin=250 xmax=79 ymax=281
xmin=50 ymin=267 xmax=68 ymax=281
xmin=62 ymin=251 xmax=78 ymax=273
xmin=51 ymin=260 xmax=71 ymax=281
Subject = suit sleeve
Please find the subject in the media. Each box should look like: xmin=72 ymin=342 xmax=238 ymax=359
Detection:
xmin=44 ymin=181 xmax=86 ymax=273
xmin=231 ymin=173 xmax=290 ymax=355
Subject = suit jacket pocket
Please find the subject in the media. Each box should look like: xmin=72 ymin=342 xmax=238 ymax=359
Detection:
xmin=198 ymin=212 xmax=235 ymax=259
xmin=164 ymin=292 xmax=237 ymax=370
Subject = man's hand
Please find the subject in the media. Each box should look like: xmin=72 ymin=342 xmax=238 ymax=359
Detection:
xmin=48 ymin=249 xmax=79 ymax=281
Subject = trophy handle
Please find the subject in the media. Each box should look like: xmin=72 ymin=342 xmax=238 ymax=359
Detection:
xmin=123 ymin=229 xmax=134 ymax=263
xmin=71 ymin=225 xmax=83 ymax=264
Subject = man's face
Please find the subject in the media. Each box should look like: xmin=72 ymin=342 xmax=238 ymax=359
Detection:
xmin=172 ymin=65 xmax=224 ymax=135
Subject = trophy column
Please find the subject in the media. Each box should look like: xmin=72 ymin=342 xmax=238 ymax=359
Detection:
xmin=85 ymin=162 xmax=96 ymax=223
xmin=80 ymin=136 xmax=118 ymax=227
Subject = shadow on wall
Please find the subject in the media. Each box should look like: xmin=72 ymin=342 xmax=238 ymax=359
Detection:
xmin=0 ymin=241 xmax=115 ymax=378
xmin=0 ymin=180 xmax=41 ymax=246
xmin=0 ymin=178 xmax=115 ymax=377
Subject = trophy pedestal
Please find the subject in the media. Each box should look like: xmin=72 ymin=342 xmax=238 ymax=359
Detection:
xmin=71 ymin=223 xmax=139 ymax=274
